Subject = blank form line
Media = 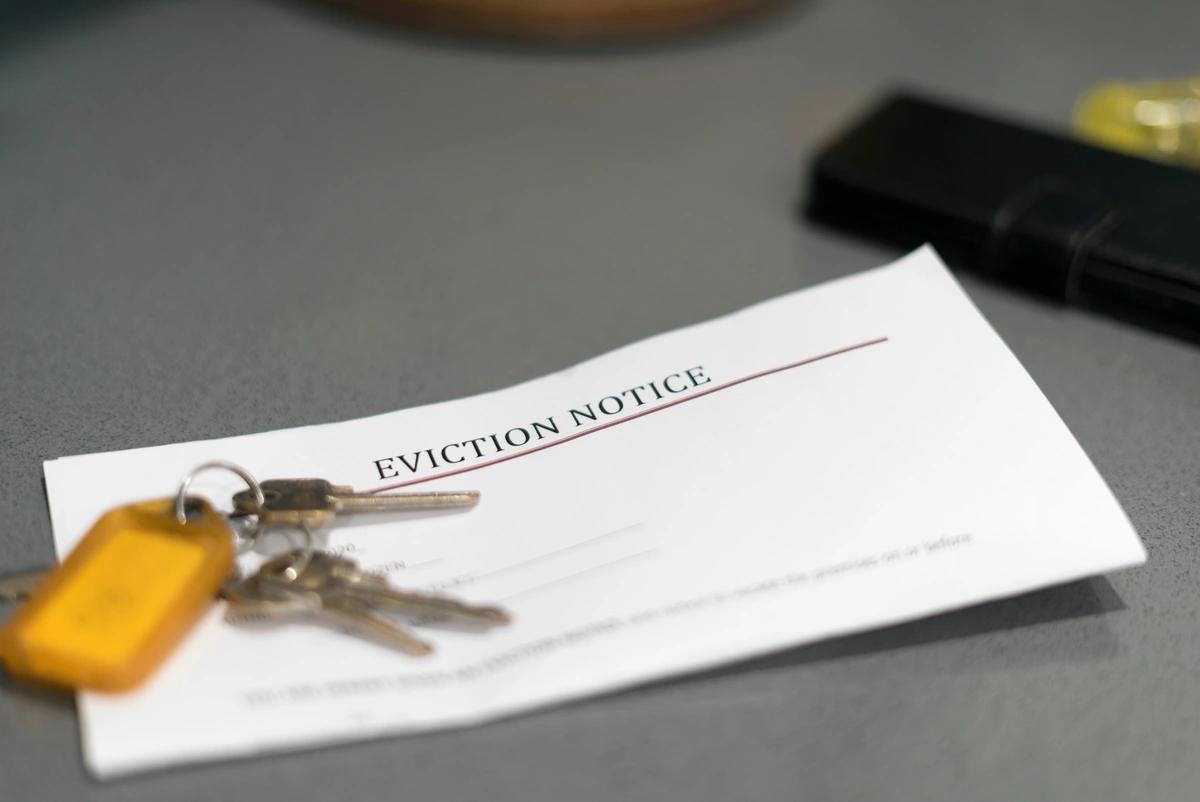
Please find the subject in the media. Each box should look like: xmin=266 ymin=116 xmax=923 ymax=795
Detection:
xmin=501 ymin=550 xmax=658 ymax=602
xmin=423 ymin=523 xmax=643 ymax=592
xmin=368 ymin=336 xmax=889 ymax=493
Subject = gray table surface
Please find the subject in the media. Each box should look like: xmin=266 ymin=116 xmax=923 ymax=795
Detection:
xmin=3 ymin=0 xmax=1199 ymax=799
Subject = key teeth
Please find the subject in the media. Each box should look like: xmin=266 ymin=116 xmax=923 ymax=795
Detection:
xmin=419 ymin=605 xmax=511 ymax=627
xmin=334 ymin=490 xmax=482 ymax=513
xmin=481 ymin=607 xmax=512 ymax=626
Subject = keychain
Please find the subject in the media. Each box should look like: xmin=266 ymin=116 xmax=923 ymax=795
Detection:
xmin=0 ymin=462 xmax=255 ymax=691
xmin=0 ymin=461 xmax=507 ymax=692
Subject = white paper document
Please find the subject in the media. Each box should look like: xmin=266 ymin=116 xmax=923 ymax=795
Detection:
xmin=42 ymin=247 xmax=1145 ymax=777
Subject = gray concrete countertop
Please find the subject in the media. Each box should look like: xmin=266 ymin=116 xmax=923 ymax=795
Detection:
xmin=2 ymin=1 xmax=1199 ymax=799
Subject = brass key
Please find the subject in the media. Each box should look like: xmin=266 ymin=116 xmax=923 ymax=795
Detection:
xmin=222 ymin=565 xmax=434 ymax=655
xmin=261 ymin=551 xmax=511 ymax=627
xmin=232 ymin=478 xmax=479 ymax=531
xmin=225 ymin=549 xmax=510 ymax=655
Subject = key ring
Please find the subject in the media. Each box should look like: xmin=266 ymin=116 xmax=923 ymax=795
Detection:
xmin=268 ymin=525 xmax=317 ymax=583
xmin=175 ymin=461 xmax=265 ymax=525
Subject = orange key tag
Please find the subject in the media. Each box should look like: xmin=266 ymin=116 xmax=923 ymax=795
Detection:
xmin=0 ymin=497 xmax=234 ymax=692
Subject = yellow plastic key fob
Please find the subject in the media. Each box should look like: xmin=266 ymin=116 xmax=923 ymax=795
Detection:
xmin=0 ymin=497 xmax=234 ymax=692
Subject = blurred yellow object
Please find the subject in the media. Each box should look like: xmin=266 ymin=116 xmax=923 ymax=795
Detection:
xmin=1074 ymin=78 xmax=1200 ymax=167
xmin=0 ymin=499 xmax=234 ymax=692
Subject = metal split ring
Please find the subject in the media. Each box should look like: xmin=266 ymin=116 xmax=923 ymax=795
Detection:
xmin=174 ymin=461 xmax=316 ymax=562
xmin=269 ymin=525 xmax=317 ymax=583
xmin=174 ymin=460 xmax=265 ymax=525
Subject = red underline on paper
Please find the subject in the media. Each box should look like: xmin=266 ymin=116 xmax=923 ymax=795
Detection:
xmin=367 ymin=336 xmax=889 ymax=493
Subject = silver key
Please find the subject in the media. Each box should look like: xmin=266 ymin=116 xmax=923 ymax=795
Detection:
xmin=0 ymin=569 xmax=46 ymax=603
xmin=232 ymin=478 xmax=479 ymax=530
xmin=223 ymin=561 xmax=434 ymax=655
xmin=263 ymin=551 xmax=511 ymax=627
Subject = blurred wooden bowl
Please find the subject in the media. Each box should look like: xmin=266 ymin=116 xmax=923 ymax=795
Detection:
xmin=325 ymin=0 xmax=780 ymax=40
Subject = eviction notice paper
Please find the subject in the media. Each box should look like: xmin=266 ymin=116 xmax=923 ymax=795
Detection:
xmin=42 ymin=246 xmax=1146 ymax=777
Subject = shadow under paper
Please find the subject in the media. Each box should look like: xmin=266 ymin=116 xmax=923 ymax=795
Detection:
xmin=622 ymin=575 xmax=1127 ymax=694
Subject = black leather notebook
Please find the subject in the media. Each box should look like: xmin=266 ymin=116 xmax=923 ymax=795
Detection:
xmin=807 ymin=92 xmax=1200 ymax=342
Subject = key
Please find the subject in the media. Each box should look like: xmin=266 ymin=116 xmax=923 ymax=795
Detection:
xmin=260 ymin=551 xmax=511 ymax=627
xmin=220 ymin=571 xmax=312 ymax=618
xmin=247 ymin=549 xmax=511 ymax=654
xmin=223 ymin=560 xmax=434 ymax=655
xmin=231 ymin=479 xmax=480 ymax=531
xmin=0 ymin=570 xmax=46 ymax=604
xmin=0 ymin=498 xmax=235 ymax=691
